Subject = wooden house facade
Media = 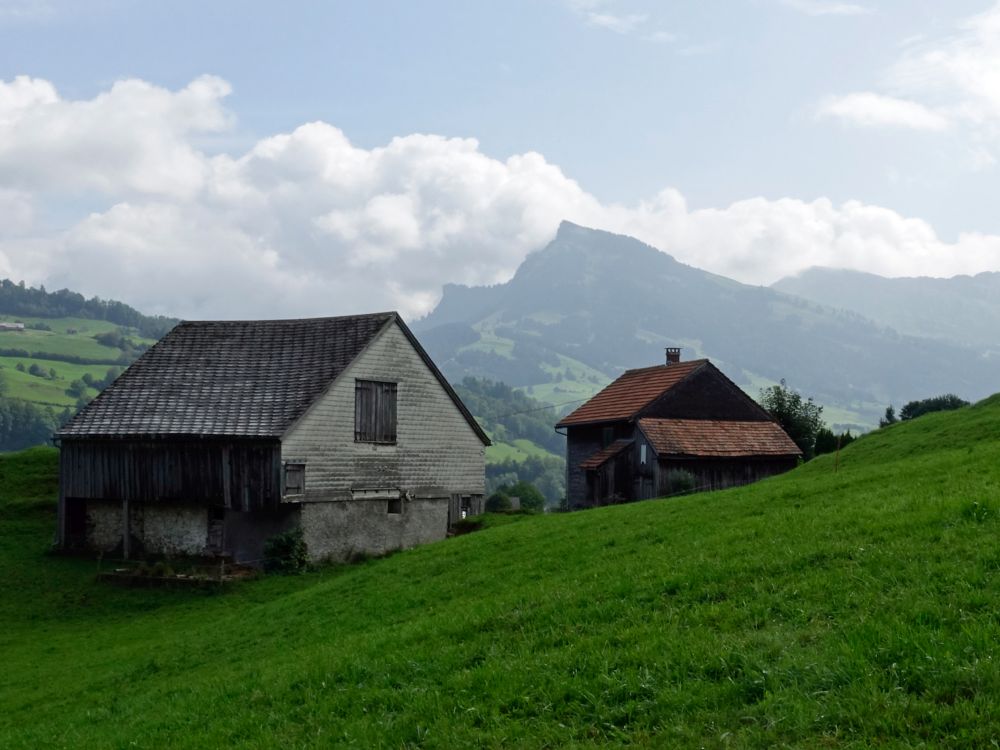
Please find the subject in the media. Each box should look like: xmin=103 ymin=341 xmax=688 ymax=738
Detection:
xmin=55 ymin=312 xmax=489 ymax=564
xmin=556 ymin=351 xmax=801 ymax=509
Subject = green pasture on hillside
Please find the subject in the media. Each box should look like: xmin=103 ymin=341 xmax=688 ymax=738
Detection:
xmin=2 ymin=398 xmax=1000 ymax=747
xmin=0 ymin=356 xmax=108 ymax=407
xmin=486 ymin=438 xmax=560 ymax=463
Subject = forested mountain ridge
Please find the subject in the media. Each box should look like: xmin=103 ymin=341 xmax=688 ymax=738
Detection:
xmin=414 ymin=222 xmax=999 ymax=430
xmin=772 ymin=267 xmax=1000 ymax=351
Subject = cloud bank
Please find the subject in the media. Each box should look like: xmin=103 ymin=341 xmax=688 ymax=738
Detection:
xmin=2 ymin=74 xmax=1000 ymax=321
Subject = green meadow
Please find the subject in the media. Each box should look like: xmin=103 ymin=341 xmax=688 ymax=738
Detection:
xmin=2 ymin=397 xmax=1000 ymax=747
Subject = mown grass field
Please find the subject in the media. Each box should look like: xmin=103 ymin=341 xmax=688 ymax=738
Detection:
xmin=0 ymin=315 xmax=157 ymax=410
xmin=2 ymin=398 xmax=1000 ymax=747
xmin=0 ymin=356 xmax=111 ymax=407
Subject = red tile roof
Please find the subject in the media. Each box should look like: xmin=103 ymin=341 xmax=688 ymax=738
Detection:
xmin=556 ymin=360 xmax=707 ymax=427
xmin=579 ymin=439 xmax=634 ymax=470
xmin=638 ymin=418 xmax=801 ymax=458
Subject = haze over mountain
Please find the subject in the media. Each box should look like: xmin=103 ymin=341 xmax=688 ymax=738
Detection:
xmin=414 ymin=222 xmax=999 ymax=430
xmin=773 ymin=268 xmax=1000 ymax=352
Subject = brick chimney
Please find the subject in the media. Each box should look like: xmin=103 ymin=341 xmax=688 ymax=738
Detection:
xmin=665 ymin=347 xmax=681 ymax=365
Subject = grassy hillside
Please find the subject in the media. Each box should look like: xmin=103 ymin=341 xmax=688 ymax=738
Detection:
xmin=3 ymin=399 xmax=1000 ymax=747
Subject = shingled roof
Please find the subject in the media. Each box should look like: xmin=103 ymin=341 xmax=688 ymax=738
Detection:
xmin=638 ymin=418 xmax=801 ymax=458
xmin=556 ymin=360 xmax=708 ymax=428
xmin=55 ymin=312 xmax=489 ymax=443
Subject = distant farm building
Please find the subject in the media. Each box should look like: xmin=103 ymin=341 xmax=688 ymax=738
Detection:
xmin=55 ymin=312 xmax=489 ymax=564
xmin=0 ymin=321 xmax=24 ymax=331
xmin=556 ymin=349 xmax=801 ymax=508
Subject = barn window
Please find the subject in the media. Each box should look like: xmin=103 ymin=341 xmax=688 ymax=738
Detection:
xmin=355 ymin=380 xmax=398 ymax=443
xmin=284 ymin=463 xmax=305 ymax=496
xmin=602 ymin=426 xmax=614 ymax=447
xmin=387 ymin=497 xmax=403 ymax=514
xmin=640 ymin=444 xmax=647 ymax=464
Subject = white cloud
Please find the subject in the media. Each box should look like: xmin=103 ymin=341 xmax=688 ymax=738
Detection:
xmin=816 ymin=92 xmax=951 ymax=130
xmin=584 ymin=11 xmax=646 ymax=34
xmin=0 ymin=74 xmax=232 ymax=198
xmin=0 ymin=0 xmax=53 ymax=22
xmin=3 ymin=75 xmax=1000 ymax=321
xmin=565 ymin=1 xmax=675 ymax=43
xmin=817 ymin=3 xmax=1000 ymax=154
xmin=779 ymin=0 xmax=873 ymax=16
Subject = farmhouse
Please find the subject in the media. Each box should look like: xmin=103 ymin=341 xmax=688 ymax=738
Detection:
xmin=54 ymin=312 xmax=489 ymax=564
xmin=556 ymin=349 xmax=801 ymax=508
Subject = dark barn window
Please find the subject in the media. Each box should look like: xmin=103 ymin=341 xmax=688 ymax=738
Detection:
xmin=355 ymin=380 xmax=398 ymax=443
xmin=284 ymin=463 xmax=305 ymax=495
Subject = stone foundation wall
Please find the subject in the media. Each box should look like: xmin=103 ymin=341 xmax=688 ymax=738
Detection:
xmin=300 ymin=497 xmax=449 ymax=563
xmin=83 ymin=500 xmax=208 ymax=557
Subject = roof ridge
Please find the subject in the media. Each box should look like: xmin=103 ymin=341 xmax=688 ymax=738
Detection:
xmin=622 ymin=359 xmax=707 ymax=375
xmin=178 ymin=311 xmax=397 ymax=325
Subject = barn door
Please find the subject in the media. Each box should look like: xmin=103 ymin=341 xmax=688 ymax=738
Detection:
xmin=207 ymin=508 xmax=225 ymax=554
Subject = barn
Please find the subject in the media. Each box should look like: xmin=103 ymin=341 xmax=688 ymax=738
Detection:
xmin=54 ymin=312 xmax=489 ymax=564
xmin=556 ymin=349 xmax=801 ymax=508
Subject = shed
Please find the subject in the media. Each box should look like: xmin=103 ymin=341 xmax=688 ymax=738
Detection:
xmin=556 ymin=351 xmax=801 ymax=508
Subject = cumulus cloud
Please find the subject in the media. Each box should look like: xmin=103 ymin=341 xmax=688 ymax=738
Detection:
xmin=0 ymin=74 xmax=231 ymax=198
xmin=816 ymin=92 xmax=951 ymax=130
xmin=2 ymin=75 xmax=1000 ymax=321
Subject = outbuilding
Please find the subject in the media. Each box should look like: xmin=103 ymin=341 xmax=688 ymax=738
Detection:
xmin=556 ymin=349 xmax=801 ymax=508
xmin=55 ymin=312 xmax=489 ymax=563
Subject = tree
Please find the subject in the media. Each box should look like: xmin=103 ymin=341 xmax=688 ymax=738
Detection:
xmin=759 ymin=379 xmax=824 ymax=459
xmin=900 ymin=394 xmax=969 ymax=421
xmin=814 ymin=428 xmax=856 ymax=457
xmin=879 ymin=405 xmax=898 ymax=428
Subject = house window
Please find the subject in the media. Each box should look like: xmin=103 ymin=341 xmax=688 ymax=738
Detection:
xmin=284 ymin=463 xmax=305 ymax=496
xmin=355 ymin=380 xmax=398 ymax=443
xmin=387 ymin=497 xmax=403 ymax=514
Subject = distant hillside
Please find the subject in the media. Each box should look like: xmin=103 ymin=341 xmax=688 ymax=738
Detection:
xmin=772 ymin=267 xmax=1000 ymax=351
xmin=414 ymin=222 xmax=999 ymax=430
xmin=0 ymin=281 xmax=179 ymax=450
xmin=454 ymin=377 xmax=565 ymax=504
xmin=3 ymin=396 xmax=1000 ymax=746
xmin=0 ymin=279 xmax=177 ymax=339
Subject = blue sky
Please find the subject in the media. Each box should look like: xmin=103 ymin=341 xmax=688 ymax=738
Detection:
xmin=1 ymin=0 xmax=999 ymax=318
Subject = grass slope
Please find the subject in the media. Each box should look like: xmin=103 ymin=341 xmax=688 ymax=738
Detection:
xmin=0 ymin=315 xmax=157 ymax=410
xmin=3 ymin=400 xmax=1000 ymax=747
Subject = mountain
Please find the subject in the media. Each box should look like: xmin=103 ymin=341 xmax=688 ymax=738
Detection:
xmin=414 ymin=222 xmax=999 ymax=430
xmin=772 ymin=267 xmax=1000 ymax=351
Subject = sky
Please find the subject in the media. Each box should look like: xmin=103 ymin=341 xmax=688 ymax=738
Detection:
xmin=2 ymin=0 xmax=1000 ymax=320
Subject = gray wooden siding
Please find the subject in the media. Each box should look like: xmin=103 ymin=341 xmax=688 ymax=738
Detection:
xmin=281 ymin=321 xmax=486 ymax=501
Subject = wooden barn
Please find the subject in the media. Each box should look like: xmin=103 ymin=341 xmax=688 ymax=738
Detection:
xmin=556 ymin=349 xmax=801 ymax=509
xmin=54 ymin=312 xmax=489 ymax=564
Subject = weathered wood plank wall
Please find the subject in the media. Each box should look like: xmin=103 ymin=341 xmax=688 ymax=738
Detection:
xmin=59 ymin=439 xmax=282 ymax=511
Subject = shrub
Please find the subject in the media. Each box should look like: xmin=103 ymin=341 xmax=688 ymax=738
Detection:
xmin=485 ymin=491 xmax=512 ymax=513
xmin=263 ymin=528 xmax=308 ymax=573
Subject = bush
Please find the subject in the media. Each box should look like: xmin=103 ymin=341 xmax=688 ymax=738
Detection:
xmin=263 ymin=528 xmax=308 ymax=574
xmin=485 ymin=491 xmax=512 ymax=512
